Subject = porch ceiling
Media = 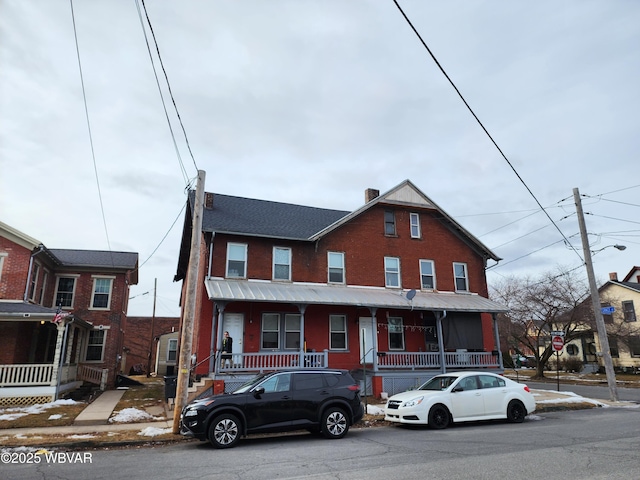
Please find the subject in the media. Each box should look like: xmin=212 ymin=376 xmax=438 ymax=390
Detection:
xmin=204 ymin=278 xmax=508 ymax=313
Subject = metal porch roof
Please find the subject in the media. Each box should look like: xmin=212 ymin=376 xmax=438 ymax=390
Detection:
xmin=204 ymin=278 xmax=508 ymax=313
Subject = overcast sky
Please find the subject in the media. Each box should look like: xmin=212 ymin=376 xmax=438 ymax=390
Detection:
xmin=1 ymin=0 xmax=638 ymax=317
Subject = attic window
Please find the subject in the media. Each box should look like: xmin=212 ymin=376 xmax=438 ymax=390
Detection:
xmin=384 ymin=210 xmax=396 ymax=236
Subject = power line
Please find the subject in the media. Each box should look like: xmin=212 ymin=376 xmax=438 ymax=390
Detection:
xmin=69 ymin=0 xmax=114 ymax=265
xmin=392 ymin=0 xmax=582 ymax=265
xmin=138 ymin=0 xmax=199 ymax=177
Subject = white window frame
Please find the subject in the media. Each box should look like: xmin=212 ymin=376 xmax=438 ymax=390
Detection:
xmin=453 ymin=262 xmax=469 ymax=292
xmin=261 ymin=313 xmax=281 ymax=350
xmin=410 ymin=213 xmax=421 ymax=239
xmin=28 ymin=263 xmax=40 ymax=301
xmin=54 ymin=275 xmax=79 ymax=309
xmin=167 ymin=338 xmax=178 ymax=362
xmin=385 ymin=257 xmax=401 ymax=288
xmin=329 ymin=314 xmax=348 ymax=350
xmin=284 ymin=314 xmax=301 ymax=350
xmin=90 ymin=275 xmax=115 ymax=310
xmin=226 ymin=243 xmax=248 ymax=278
xmin=38 ymin=270 xmax=49 ymax=305
xmin=85 ymin=328 xmax=108 ymax=362
xmin=419 ymin=259 xmax=436 ymax=290
xmin=0 ymin=252 xmax=7 ymax=282
xmin=622 ymin=300 xmax=637 ymax=323
xmin=328 ymin=251 xmax=345 ymax=284
xmin=273 ymin=247 xmax=292 ymax=281
xmin=388 ymin=317 xmax=405 ymax=350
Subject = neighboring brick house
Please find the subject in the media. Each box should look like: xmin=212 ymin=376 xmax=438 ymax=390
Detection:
xmin=174 ymin=180 xmax=508 ymax=396
xmin=0 ymin=221 xmax=138 ymax=405
xmin=123 ymin=316 xmax=180 ymax=376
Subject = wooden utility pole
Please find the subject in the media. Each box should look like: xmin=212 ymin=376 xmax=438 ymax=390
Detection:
xmin=147 ymin=277 xmax=157 ymax=376
xmin=172 ymin=170 xmax=206 ymax=433
xmin=573 ymin=187 xmax=618 ymax=401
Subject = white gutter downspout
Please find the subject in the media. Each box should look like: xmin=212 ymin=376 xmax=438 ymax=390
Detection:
xmin=207 ymin=233 xmax=215 ymax=277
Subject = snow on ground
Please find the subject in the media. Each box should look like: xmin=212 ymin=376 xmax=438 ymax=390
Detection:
xmin=109 ymin=407 xmax=163 ymax=423
xmin=69 ymin=434 xmax=96 ymax=439
xmin=138 ymin=426 xmax=172 ymax=437
xmin=367 ymin=404 xmax=385 ymax=415
xmin=0 ymin=399 xmax=79 ymax=422
xmin=532 ymin=391 xmax=608 ymax=407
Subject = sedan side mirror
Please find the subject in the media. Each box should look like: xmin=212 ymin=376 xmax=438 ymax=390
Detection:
xmin=452 ymin=386 xmax=463 ymax=393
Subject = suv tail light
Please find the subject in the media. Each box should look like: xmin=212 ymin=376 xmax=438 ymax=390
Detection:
xmin=347 ymin=385 xmax=360 ymax=392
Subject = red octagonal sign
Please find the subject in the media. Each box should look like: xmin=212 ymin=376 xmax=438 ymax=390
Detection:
xmin=552 ymin=335 xmax=564 ymax=351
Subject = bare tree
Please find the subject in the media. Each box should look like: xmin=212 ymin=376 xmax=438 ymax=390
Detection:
xmin=491 ymin=267 xmax=592 ymax=378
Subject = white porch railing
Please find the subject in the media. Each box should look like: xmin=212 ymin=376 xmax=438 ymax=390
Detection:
xmin=0 ymin=364 xmax=54 ymax=386
xmin=219 ymin=350 xmax=329 ymax=373
xmin=78 ymin=364 xmax=109 ymax=390
xmin=377 ymin=351 xmax=499 ymax=370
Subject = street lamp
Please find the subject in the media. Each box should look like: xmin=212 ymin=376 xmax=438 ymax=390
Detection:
xmin=592 ymin=244 xmax=627 ymax=255
xmin=574 ymin=188 xmax=624 ymax=402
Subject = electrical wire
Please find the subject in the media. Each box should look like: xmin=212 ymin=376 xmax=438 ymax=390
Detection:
xmin=138 ymin=0 xmax=199 ymax=177
xmin=69 ymin=0 xmax=114 ymax=266
xmin=392 ymin=0 xmax=582 ymax=264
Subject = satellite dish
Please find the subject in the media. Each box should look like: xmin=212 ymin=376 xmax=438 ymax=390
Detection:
xmin=406 ymin=289 xmax=416 ymax=300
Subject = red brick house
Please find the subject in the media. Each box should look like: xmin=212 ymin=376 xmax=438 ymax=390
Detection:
xmin=174 ymin=180 xmax=507 ymax=396
xmin=0 ymin=221 xmax=138 ymax=405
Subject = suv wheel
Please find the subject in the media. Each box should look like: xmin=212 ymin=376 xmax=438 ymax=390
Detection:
xmin=208 ymin=413 xmax=241 ymax=449
xmin=321 ymin=407 xmax=349 ymax=439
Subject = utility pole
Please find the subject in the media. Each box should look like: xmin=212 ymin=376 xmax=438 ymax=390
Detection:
xmin=573 ymin=187 xmax=619 ymax=402
xmin=147 ymin=278 xmax=157 ymax=377
xmin=172 ymin=170 xmax=206 ymax=433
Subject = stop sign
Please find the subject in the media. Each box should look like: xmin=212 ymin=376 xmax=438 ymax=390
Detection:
xmin=552 ymin=335 xmax=564 ymax=351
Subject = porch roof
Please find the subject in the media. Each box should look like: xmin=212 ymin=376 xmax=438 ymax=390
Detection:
xmin=204 ymin=278 xmax=508 ymax=313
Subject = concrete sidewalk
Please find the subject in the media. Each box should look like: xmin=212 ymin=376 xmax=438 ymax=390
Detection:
xmin=72 ymin=389 xmax=127 ymax=426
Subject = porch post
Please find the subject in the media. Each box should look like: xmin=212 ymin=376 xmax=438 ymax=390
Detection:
xmin=297 ymin=304 xmax=307 ymax=368
xmin=213 ymin=302 xmax=227 ymax=376
xmin=492 ymin=313 xmax=504 ymax=369
xmin=436 ymin=311 xmax=447 ymax=373
xmin=50 ymin=321 xmax=66 ymax=387
xmin=370 ymin=308 xmax=378 ymax=373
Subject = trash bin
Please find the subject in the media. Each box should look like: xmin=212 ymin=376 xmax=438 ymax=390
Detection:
xmin=164 ymin=375 xmax=177 ymax=402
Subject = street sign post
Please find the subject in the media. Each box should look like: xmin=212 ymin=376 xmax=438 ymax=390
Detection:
xmin=601 ymin=306 xmax=615 ymax=315
xmin=551 ymin=332 xmax=565 ymax=391
xmin=552 ymin=335 xmax=564 ymax=352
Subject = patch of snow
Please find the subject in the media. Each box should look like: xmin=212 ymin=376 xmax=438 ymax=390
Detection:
xmin=367 ymin=404 xmax=386 ymax=415
xmin=138 ymin=426 xmax=172 ymax=437
xmin=536 ymin=391 xmax=608 ymax=407
xmin=68 ymin=434 xmax=96 ymax=439
xmin=0 ymin=399 xmax=80 ymax=421
xmin=526 ymin=415 xmax=545 ymax=421
xmin=109 ymin=407 xmax=161 ymax=423
xmin=48 ymin=414 xmax=63 ymax=420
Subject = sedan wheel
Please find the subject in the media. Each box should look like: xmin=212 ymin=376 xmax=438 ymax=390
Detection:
xmin=506 ymin=400 xmax=526 ymax=423
xmin=321 ymin=407 xmax=349 ymax=439
xmin=428 ymin=404 xmax=450 ymax=429
xmin=208 ymin=413 xmax=241 ymax=448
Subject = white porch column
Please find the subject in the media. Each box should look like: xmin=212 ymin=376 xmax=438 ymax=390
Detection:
xmin=297 ymin=304 xmax=307 ymax=368
xmin=49 ymin=321 xmax=66 ymax=386
xmin=369 ymin=308 xmax=378 ymax=372
xmin=436 ymin=311 xmax=447 ymax=373
xmin=492 ymin=313 xmax=503 ymax=368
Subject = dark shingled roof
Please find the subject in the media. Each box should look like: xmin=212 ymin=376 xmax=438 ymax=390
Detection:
xmin=201 ymin=193 xmax=350 ymax=240
xmin=0 ymin=301 xmax=57 ymax=315
xmin=615 ymin=281 xmax=640 ymax=292
xmin=48 ymin=249 xmax=138 ymax=269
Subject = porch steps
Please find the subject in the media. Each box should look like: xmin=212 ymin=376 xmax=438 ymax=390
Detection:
xmin=166 ymin=377 xmax=215 ymax=408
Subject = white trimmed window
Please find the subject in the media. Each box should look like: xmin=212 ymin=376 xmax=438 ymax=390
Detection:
xmin=28 ymin=263 xmax=40 ymax=301
xmin=384 ymin=210 xmax=396 ymax=236
xmin=453 ymin=262 xmax=469 ymax=292
xmin=262 ymin=313 xmax=280 ymax=349
xmin=38 ymin=271 xmax=49 ymax=305
xmin=85 ymin=329 xmax=107 ymax=362
xmin=0 ymin=252 xmax=6 ymax=281
xmin=419 ymin=259 xmax=435 ymax=290
xmin=261 ymin=313 xmax=302 ymax=350
xmin=328 ymin=252 xmax=345 ymax=284
xmin=330 ymin=315 xmax=347 ymax=350
xmin=410 ymin=213 xmax=421 ymax=238
xmin=388 ymin=317 xmax=405 ymax=350
xmin=226 ymin=243 xmax=248 ymax=278
xmin=284 ymin=314 xmax=301 ymax=349
xmin=167 ymin=339 xmax=178 ymax=362
xmin=55 ymin=276 xmax=78 ymax=308
xmin=91 ymin=276 xmax=114 ymax=310
xmin=385 ymin=257 xmax=401 ymax=288
xmin=623 ymin=301 xmax=637 ymax=323
xmin=273 ymin=247 xmax=292 ymax=281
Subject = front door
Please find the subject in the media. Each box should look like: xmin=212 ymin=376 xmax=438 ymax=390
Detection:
xmin=359 ymin=317 xmax=375 ymax=364
xmin=222 ymin=313 xmax=244 ymax=365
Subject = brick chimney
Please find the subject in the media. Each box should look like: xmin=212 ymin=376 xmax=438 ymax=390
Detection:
xmin=609 ymin=272 xmax=618 ymax=282
xmin=204 ymin=192 xmax=214 ymax=209
xmin=365 ymin=188 xmax=380 ymax=203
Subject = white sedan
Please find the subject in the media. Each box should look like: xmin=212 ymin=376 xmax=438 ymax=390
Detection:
xmin=384 ymin=371 xmax=535 ymax=429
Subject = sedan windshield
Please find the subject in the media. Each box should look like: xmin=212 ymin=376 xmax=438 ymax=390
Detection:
xmin=418 ymin=376 xmax=457 ymax=391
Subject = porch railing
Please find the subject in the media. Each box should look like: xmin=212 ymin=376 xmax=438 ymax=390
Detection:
xmin=219 ymin=350 xmax=328 ymax=373
xmin=0 ymin=363 xmax=54 ymax=387
xmin=377 ymin=351 xmax=499 ymax=370
xmin=78 ymin=364 xmax=109 ymax=390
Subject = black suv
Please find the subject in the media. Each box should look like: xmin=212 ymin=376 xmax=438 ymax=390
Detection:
xmin=180 ymin=369 xmax=364 ymax=448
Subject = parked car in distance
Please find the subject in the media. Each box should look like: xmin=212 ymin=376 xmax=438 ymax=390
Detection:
xmin=180 ymin=369 xmax=364 ymax=448
xmin=384 ymin=371 xmax=535 ymax=429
